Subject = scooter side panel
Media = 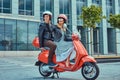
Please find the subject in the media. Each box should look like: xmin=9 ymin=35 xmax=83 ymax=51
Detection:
xmin=69 ymin=35 xmax=96 ymax=71
xmin=73 ymin=56 xmax=96 ymax=71
xmin=38 ymin=50 xmax=57 ymax=64
xmin=68 ymin=39 xmax=87 ymax=71
xmin=38 ymin=50 xmax=49 ymax=64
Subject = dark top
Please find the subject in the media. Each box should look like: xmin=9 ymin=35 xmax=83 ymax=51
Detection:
xmin=38 ymin=23 xmax=62 ymax=48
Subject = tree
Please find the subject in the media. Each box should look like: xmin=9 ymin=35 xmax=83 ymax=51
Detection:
xmin=108 ymin=14 xmax=120 ymax=55
xmin=108 ymin=14 xmax=120 ymax=29
xmin=80 ymin=5 xmax=105 ymax=28
xmin=80 ymin=5 xmax=105 ymax=55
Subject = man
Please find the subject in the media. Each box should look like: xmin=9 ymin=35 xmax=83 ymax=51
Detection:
xmin=38 ymin=11 xmax=62 ymax=67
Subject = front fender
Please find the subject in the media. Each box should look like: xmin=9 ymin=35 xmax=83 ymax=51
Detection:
xmin=71 ymin=56 xmax=96 ymax=71
xmin=81 ymin=56 xmax=96 ymax=63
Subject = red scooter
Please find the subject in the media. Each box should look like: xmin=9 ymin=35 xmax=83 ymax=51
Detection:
xmin=32 ymin=34 xmax=99 ymax=80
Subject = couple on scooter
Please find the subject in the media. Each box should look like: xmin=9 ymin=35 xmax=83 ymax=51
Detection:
xmin=38 ymin=11 xmax=72 ymax=67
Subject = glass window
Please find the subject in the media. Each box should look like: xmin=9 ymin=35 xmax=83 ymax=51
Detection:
xmin=0 ymin=18 xmax=40 ymax=51
xmin=0 ymin=0 xmax=2 ymax=8
xmin=106 ymin=0 xmax=113 ymax=27
xmin=28 ymin=21 xmax=39 ymax=50
xmin=40 ymin=0 xmax=54 ymax=21
xmin=59 ymin=0 xmax=72 ymax=29
xmin=3 ymin=0 xmax=10 ymax=8
xmin=19 ymin=0 xmax=24 ymax=10
xmin=19 ymin=0 xmax=34 ymax=16
xmin=92 ymin=0 xmax=101 ymax=5
xmin=106 ymin=0 xmax=113 ymax=18
xmin=77 ymin=0 xmax=85 ymax=2
xmin=119 ymin=0 xmax=120 ymax=13
xmin=0 ymin=19 xmax=17 ymax=51
xmin=59 ymin=0 xmax=70 ymax=14
xmin=76 ymin=0 xmax=87 ymax=25
xmin=17 ymin=20 xmax=28 ymax=50
xmin=46 ymin=0 xmax=51 ymax=11
xmin=4 ymin=19 xmax=17 ymax=50
xmin=0 ymin=0 xmax=12 ymax=14
xmin=76 ymin=0 xmax=86 ymax=16
xmin=106 ymin=0 xmax=112 ymax=6
xmin=0 ymin=19 xmax=4 ymax=41
xmin=0 ymin=19 xmax=4 ymax=50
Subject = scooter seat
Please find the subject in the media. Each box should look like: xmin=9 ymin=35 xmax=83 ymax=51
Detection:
xmin=43 ymin=47 xmax=50 ymax=50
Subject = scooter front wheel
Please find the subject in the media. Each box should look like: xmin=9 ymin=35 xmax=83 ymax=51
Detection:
xmin=81 ymin=62 xmax=99 ymax=80
xmin=39 ymin=63 xmax=52 ymax=77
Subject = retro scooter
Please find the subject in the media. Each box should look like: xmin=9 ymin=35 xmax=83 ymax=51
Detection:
xmin=32 ymin=34 xmax=99 ymax=80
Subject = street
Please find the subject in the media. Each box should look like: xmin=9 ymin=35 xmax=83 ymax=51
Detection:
xmin=0 ymin=57 xmax=120 ymax=80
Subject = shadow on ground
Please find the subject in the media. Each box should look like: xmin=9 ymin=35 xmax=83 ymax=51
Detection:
xmin=23 ymin=77 xmax=82 ymax=80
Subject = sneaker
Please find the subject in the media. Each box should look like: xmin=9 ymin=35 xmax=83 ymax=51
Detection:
xmin=48 ymin=62 xmax=57 ymax=67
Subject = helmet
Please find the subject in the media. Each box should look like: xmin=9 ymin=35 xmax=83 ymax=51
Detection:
xmin=43 ymin=11 xmax=52 ymax=17
xmin=57 ymin=14 xmax=67 ymax=23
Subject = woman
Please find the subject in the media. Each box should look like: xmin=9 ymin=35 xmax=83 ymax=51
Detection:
xmin=54 ymin=14 xmax=73 ymax=63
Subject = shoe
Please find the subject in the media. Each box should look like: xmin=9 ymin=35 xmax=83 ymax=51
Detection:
xmin=48 ymin=62 xmax=57 ymax=67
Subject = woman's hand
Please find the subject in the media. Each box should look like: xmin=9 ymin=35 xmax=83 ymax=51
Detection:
xmin=63 ymin=24 xmax=67 ymax=31
xmin=63 ymin=24 xmax=67 ymax=29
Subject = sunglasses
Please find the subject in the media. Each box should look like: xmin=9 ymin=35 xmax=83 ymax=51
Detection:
xmin=58 ymin=18 xmax=64 ymax=21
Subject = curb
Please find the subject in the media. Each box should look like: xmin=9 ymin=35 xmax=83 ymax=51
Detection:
xmin=94 ymin=55 xmax=120 ymax=63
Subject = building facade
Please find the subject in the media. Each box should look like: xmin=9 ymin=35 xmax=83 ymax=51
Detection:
xmin=0 ymin=0 xmax=120 ymax=55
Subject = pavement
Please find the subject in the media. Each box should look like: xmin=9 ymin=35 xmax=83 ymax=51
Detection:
xmin=0 ymin=57 xmax=120 ymax=80
xmin=93 ymin=55 xmax=120 ymax=63
xmin=0 ymin=51 xmax=120 ymax=63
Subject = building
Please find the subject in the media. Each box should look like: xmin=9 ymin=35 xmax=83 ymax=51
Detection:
xmin=0 ymin=0 xmax=120 ymax=56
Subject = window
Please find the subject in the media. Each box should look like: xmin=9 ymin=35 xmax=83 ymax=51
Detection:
xmin=106 ymin=0 xmax=113 ymax=27
xmin=119 ymin=0 xmax=120 ymax=13
xmin=76 ymin=0 xmax=87 ymax=25
xmin=0 ymin=18 xmax=39 ymax=51
xmin=106 ymin=0 xmax=113 ymax=18
xmin=76 ymin=0 xmax=86 ymax=17
xmin=16 ymin=20 xmax=28 ymax=50
xmin=106 ymin=0 xmax=112 ymax=6
xmin=0 ymin=19 xmax=15 ymax=50
xmin=28 ymin=21 xmax=39 ymax=50
xmin=0 ymin=0 xmax=12 ymax=13
xmin=40 ymin=0 xmax=54 ymax=21
xmin=77 ymin=0 xmax=86 ymax=2
xmin=59 ymin=0 xmax=72 ymax=27
xmin=19 ymin=0 xmax=34 ymax=16
xmin=92 ymin=0 xmax=101 ymax=5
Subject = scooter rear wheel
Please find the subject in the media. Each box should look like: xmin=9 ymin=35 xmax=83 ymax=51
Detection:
xmin=39 ymin=63 xmax=52 ymax=77
xmin=81 ymin=62 xmax=99 ymax=80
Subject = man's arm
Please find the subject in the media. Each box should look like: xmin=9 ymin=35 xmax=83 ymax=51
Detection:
xmin=53 ymin=25 xmax=62 ymax=42
xmin=38 ymin=24 xmax=45 ymax=48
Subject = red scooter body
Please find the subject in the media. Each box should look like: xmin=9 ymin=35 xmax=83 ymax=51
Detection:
xmin=33 ymin=34 xmax=99 ymax=80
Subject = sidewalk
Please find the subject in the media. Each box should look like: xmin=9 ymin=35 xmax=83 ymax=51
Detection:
xmin=0 ymin=51 xmax=120 ymax=63
xmin=93 ymin=55 xmax=120 ymax=63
